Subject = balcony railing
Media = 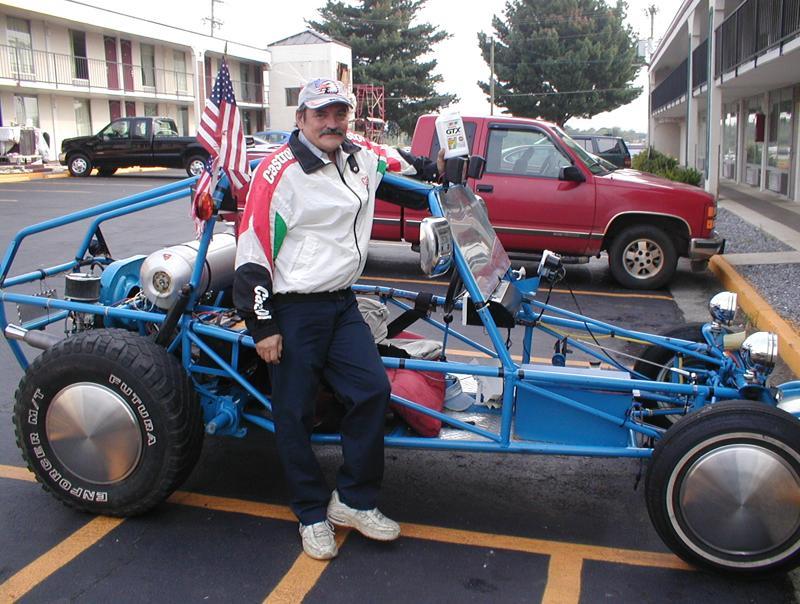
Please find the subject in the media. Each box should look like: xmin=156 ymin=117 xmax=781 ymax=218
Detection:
xmin=0 ymin=44 xmax=194 ymax=97
xmin=651 ymin=58 xmax=688 ymax=112
xmin=715 ymin=0 xmax=800 ymax=76
xmin=232 ymin=79 xmax=263 ymax=104
xmin=692 ymin=38 xmax=709 ymax=89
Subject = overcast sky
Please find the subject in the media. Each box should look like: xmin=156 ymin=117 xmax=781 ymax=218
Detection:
xmin=91 ymin=0 xmax=685 ymax=132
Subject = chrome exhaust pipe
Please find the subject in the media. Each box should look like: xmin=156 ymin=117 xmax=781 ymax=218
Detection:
xmin=4 ymin=324 xmax=62 ymax=350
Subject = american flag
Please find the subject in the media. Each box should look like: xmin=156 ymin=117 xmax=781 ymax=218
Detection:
xmin=192 ymin=57 xmax=250 ymax=232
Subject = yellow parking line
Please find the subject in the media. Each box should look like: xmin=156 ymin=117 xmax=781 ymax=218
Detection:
xmin=168 ymin=490 xmax=296 ymax=522
xmin=397 ymin=523 xmax=690 ymax=570
xmin=358 ymin=276 xmax=672 ymax=301
xmin=447 ymin=348 xmax=612 ymax=369
xmin=1 ymin=469 xmax=690 ymax=602
xmin=264 ymin=529 xmax=351 ymax=604
xmin=542 ymin=553 xmax=584 ymax=604
xmin=0 ymin=464 xmax=36 ymax=482
xmin=0 ymin=516 xmax=124 ymax=601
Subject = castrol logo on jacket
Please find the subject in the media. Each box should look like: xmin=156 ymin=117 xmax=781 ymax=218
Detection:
xmin=263 ymin=149 xmax=294 ymax=185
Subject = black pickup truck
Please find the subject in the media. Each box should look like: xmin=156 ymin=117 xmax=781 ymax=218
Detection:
xmin=59 ymin=117 xmax=209 ymax=177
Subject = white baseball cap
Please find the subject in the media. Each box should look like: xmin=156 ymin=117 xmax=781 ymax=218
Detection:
xmin=298 ymin=78 xmax=354 ymax=110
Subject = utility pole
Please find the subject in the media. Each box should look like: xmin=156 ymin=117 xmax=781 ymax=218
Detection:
xmin=645 ymin=4 xmax=659 ymax=51
xmin=490 ymin=37 xmax=495 ymax=116
xmin=203 ymin=0 xmax=224 ymax=38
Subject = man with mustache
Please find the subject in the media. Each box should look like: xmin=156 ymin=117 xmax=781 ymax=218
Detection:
xmin=234 ymin=78 xmax=442 ymax=560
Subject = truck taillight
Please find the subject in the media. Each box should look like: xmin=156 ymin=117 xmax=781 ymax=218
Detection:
xmin=624 ymin=157 xmax=631 ymax=168
xmin=706 ymin=205 xmax=716 ymax=231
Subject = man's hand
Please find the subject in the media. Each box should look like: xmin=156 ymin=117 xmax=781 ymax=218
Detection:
xmin=255 ymin=334 xmax=283 ymax=364
xmin=437 ymin=148 xmax=445 ymax=178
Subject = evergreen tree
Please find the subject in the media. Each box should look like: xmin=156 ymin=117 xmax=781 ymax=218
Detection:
xmin=478 ymin=0 xmax=641 ymax=126
xmin=308 ymin=0 xmax=455 ymax=135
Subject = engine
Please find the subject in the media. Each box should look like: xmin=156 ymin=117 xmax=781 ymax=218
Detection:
xmin=139 ymin=232 xmax=237 ymax=309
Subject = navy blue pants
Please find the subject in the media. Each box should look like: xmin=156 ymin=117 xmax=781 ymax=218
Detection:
xmin=268 ymin=289 xmax=391 ymax=525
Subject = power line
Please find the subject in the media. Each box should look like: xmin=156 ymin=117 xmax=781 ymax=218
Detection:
xmin=384 ymin=87 xmax=639 ymax=102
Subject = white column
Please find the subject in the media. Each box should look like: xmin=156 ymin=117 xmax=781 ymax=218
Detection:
xmin=793 ymin=96 xmax=800 ymax=202
xmin=192 ymin=47 xmax=205 ymax=134
xmin=736 ymin=99 xmax=746 ymax=183
xmin=760 ymin=92 xmax=769 ymax=191
xmin=705 ymin=0 xmax=725 ymax=197
xmin=686 ymin=10 xmax=702 ymax=169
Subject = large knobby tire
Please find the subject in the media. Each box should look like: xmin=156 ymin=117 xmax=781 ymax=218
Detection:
xmin=633 ymin=323 xmax=715 ymax=428
xmin=96 ymin=166 xmax=117 ymax=177
xmin=68 ymin=153 xmax=92 ymax=177
xmin=608 ymin=225 xmax=677 ymax=289
xmin=646 ymin=400 xmax=800 ymax=575
xmin=185 ymin=155 xmax=206 ymax=177
xmin=13 ymin=329 xmax=203 ymax=516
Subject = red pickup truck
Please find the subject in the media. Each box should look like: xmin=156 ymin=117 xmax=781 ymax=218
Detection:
xmin=373 ymin=115 xmax=723 ymax=289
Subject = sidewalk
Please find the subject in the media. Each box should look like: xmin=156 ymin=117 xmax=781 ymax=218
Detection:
xmin=0 ymin=163 xmax=170 ymax=183
xmin=713 ymin=182 xmax=800 ymax=377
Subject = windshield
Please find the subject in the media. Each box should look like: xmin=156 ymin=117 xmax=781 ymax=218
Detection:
xmin=440 ymin=185 xmax=511 ymax=302
xmin=552 ymin=127 xmax=613 ymax=175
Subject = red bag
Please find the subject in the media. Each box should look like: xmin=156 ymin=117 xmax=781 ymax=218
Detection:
xmin=386 ymin=369 xmax=445 ymax=437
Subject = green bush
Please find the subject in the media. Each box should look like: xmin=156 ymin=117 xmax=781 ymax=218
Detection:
xmin=632 ymin=147 xmax=703 ymax=187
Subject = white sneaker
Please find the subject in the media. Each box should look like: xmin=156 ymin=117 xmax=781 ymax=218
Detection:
xmin=327 ymin=490 xmax=400 ymax=541
xmin=299 ymin=520 xmax=338 ymax=560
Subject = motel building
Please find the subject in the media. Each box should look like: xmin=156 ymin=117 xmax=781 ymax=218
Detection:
xmin=649 ymin=0 xmax=800 ymax=202
xmin=0 ymin=0 xmax=270 ymax=161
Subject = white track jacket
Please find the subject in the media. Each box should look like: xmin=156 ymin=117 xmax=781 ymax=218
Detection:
xmin=233 ymin=130 xmax=424 ymax=343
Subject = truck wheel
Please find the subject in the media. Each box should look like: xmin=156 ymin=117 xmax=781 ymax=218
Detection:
xmin=13 ymin=329 xmax=203 ymax=517
xmin=645 ymin=401 xmax=800 ymax=575
xmin=608 ymin=225 xmax=676 ymax=289
xmin=633 ymin=323 xmax=715 ymax=428
xmin=96 ymin=167 xmax=117 ymax=177
xmin=186 ymin=155 xmax=206 ymax=177
xmin=68 ymin=153 xmax=92 ymax=177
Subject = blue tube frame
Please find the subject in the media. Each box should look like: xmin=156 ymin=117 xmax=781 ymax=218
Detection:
xmin=0 ymin=171 xmax=778 ymax=457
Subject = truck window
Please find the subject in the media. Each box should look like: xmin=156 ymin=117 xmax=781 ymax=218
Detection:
xmin=596 ymin=137 xmax=622 ymax=154
xmin=428 ymin=121 xmax=477 ymax=161
xmin=132 ymin=118 xmax=150 ymax=140
xmin=485 ymin=128 xmax=571 ymax=178
xmin=154 ymin=119 xmax=178 ymax=137
xmin=102 ymin=120 xmax=130 ymax=139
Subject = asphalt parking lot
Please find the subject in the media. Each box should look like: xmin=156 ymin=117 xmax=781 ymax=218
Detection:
xmin=0 ymin=172 xmax=797 ymax=603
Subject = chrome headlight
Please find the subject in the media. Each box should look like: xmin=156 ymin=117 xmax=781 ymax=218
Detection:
xmin=419 ymin=216 xmax=453 ymax=277
xmin=740 ymin=331 xmax=779 ymax=371
xmin=709 ymin=291 xmax=737 ymax=325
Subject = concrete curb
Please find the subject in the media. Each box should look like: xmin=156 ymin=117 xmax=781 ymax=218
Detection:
xmin=0 ymin=166 xmax=167 ymax=184
xmin=709 ymin=255 xmax=800 ymax=377
xmin=0 ymin=171 xmax=69 ymax=183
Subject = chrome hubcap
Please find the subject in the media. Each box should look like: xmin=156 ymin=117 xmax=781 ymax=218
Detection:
xmin=189 ymin=160 xmax=204 ymax=176
xmin=46 ymin=383 xmax=143 ymax=484
xmin=622 ymin=239 xmax=663 ymax=279
xmin=71 ymin=158 xmax=88 ymax=174
xmin=674 ymin=442 xmax=800 ymax=557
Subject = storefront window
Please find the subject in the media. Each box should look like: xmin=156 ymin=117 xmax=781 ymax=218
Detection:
xmin=744 ymin=97 xmax=763 ymax=187
xmin=766 ymin=87 xmax=793 ymax=196
xmin=722 ymin=103 xmax=738 ymax=180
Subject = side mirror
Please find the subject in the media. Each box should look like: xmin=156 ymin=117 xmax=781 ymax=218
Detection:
xmin=467 ymin=155 xmax=486 ymax=180
xmin=559 ymin=165 xmax=585 ymax=183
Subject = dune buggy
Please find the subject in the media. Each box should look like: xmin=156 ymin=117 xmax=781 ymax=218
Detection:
xmin=2 ymin=158 xmax=800 ymax=576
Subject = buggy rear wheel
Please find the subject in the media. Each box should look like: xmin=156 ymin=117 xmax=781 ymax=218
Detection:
xmin=645 ymin=400 xmax=800 ymax=575
xmin=13 ymin=329 xmax=203 ymax=516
